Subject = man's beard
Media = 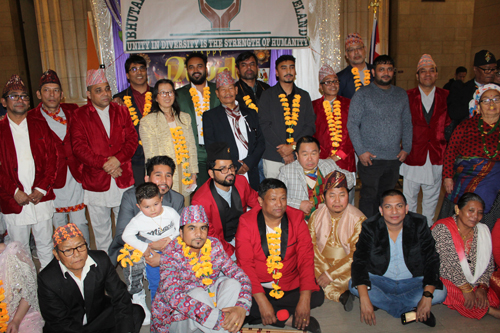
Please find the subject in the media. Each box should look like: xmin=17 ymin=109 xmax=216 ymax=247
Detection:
xmin=214 ymin=175 xmax=235 ymax=187
xmin=188 ymin=71 xmax=207 ymax=85
xmin=374 ymin=76 xmax=392 ymax=86
xmin=240 ymin=70 xmax=257 ymax=81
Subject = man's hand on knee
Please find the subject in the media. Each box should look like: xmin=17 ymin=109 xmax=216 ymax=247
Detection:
xmin=416 ymin=296 xmax=432 ymax=322
xmin=358 ymin=285 xmax=376 ymax=326
xmin=254 ymin=293 xmax=276 ymax=326
xmin=294 ymin=290 xmax=311 ymax=330
xmin=221 ymin=306 xmax=246 ymax=333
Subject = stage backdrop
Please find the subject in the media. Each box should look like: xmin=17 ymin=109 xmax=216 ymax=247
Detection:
xmin=122 ymin=0 xmax=309 ymax=52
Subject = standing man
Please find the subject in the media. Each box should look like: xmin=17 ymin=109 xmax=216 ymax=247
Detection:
xmin=29 ymin=70 xmax=88 ymax=242
xmin=400 ymin=55 xmax=451 ymax=226
xmin=203 ymin=69 xmax=265 ymax=190
xmin=192 ymin=142 xmax=259 ymax=259
xmin=347 ymin=55 xmax=412 ymax=218
xmin=0 ymin=75 xmax=57 ymax=268
xmin=235 ymin=51 xmax=270 ymax=113
xmin=337 ymin=33 xmax=373 ymax=99
xmin=176 ymin=52 xmax=220 ymax=188
xmin=259 ymin=55 xmax=316 ymax=178
xmin=113 ymin=55 xmax=153 ymax=186
xmin=443 ymin=66 xmax=467 ymax=90
xmin=70 ymin=69 xmax=138 ymax=252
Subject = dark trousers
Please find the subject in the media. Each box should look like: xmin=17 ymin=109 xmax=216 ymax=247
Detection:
xmin=249 ymin=287 xmax=325 ymax=327
xmin=132 ymin=161 xmax=145 ymax=187
xmin=357 ymin=159 xmax=401 ymax=218
xmin=77 ymin=303 xmax=144 ymax=333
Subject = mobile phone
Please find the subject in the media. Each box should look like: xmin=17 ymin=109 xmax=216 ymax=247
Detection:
xmin=401 ymin=310 xmax=417 ymax=325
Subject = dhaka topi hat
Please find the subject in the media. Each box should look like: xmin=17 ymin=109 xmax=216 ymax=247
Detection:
xmin=86 ymin=68 xmax=108 ymax=88
xmin=474 ymin=50 xmax=496 ymax=67
xmin=179 ymin=205 xmax=209 ymax=227
xmin=206 ymin=142 xmax=232 ymax=162
xmin=345 ymin=33 xmax=364 ymax=49
xmin=40 ymin=69 xmax=61 ymax=89
xmin=323 ymin=170 xmax=348 ymax=195
xmin=319 ymin=64 xmax=336 ymax=83
xmin=3 ymin=74 xmax=27 ymax=96
xmin=216 ymin=69 xmax=235 ymax=89
xmin=417 ymin=54 xmax=437 ymax=72
xmin=53 ymin=223 xmax=84 ymax=248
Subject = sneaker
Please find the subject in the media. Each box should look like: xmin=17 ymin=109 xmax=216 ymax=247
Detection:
xmin=132 ymin=290 xmax=151 ymax=326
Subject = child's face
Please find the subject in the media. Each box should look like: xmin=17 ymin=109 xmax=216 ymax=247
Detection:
xmin=137 ymin=195 xmax=163 ymax=218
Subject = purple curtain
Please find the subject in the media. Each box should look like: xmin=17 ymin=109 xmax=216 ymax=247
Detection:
xmin=106 ymin=0 xmax=130 ymax=92
xmin=268 ymin=49 xmax=292 ymax=87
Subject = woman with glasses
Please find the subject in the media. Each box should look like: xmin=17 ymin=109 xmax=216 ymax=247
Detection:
xmin=440 ymin=84 xmax=500 ymax=230
xmin=140 ymin=79 xmax=198 ymax=202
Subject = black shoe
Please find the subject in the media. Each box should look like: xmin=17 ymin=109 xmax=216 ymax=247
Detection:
xmin=339 ymin=290 xmax=354 ymax=312
xmin=421 ymin=312 xmax=436 ymax=327
xmin=244 ymin=316 xmax=262 ymax=325
xmin=293 ymin=316 xmax=321 ymax=333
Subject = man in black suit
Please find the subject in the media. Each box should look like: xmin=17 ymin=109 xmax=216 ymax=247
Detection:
xmin=235 ymin=51 xmax=270 ymax=113
xmin=349 ymin=190 xmax=446 ymax=327
xmin=38 ymin=223 xmax=144 ymax=333
xmin=203 ymin=69 xmax=265 ymax=190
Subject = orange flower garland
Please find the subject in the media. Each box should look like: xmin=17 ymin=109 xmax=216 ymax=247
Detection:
xmin=170 ymin=126 xmax=194 ymax=186
xmin=124 ymin=92 xmax=152 ymax=146
xmin=243 ymin=95 xmax=258 ymax=113
xmin=266 ymin=227 xmax=284 ymax=299
xmin=178 ymin=237 xmax=216 ymax=306
xmin=189 ymin=87 xmax=210 ymax=137
xmin=323 ymin=100 xmax=343 ymax=156
xmin=280 ymin=94 xmax=301 ymax=144
xmin=352 ymin=68 xmax=371 ymax=91
xmin=0 ymin=280 xmax=8 ymax=333
xmin=42 ymin=106 xmax=67 ymax=125
xmin=117 ymin=243 xmax=143 ymax=267
xmin=363 ymin=69 xmax=371 ymax=86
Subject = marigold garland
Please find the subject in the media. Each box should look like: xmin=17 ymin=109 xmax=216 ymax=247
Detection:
xmin=363 ymin=69 xmax=371 ymax=86
xmin=178 ymin=237 xmax=217 ymax=306
xmin=117 ymin=243 xmax=143 ymax=267
xmin=170 ymin=126 xmax=194 ymax=186
xmin=266 ymin=227 xmax=284 ymax=299
xmin=243 ymin=95 xmax=258 ymax=113
xmin=189 ymin=87 xmax=211 ymax=136
xmin=280 ymin=94 xmax=301 ymax=144
xmin=323 ymin=100 xmax=343 ymax=156
xmin=42 ymin=106 xmax=67 ymax=125
xmin=124 ymin=92 xmax=152 ymax=145
xmin=352 ymin=68 xmax=371 ymax=91
xmin=0 ymin=280 xmax=8 ymax=333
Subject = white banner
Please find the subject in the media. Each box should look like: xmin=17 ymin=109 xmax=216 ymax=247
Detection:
xmin=122 ymin=0 xmax=309 ymax=52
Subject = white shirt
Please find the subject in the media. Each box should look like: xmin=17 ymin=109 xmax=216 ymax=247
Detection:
xmin=419 ymin=86 xmax=436 ymax=113
xmin=59 ymin=255 xmax=97 ymax=325
xmin=191 ymin=82 xmax=207 ymax=145
xmin=224 ymin=101 xmax=250 ymax=182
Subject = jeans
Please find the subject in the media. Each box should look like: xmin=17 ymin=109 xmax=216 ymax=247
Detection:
xmin=349 ymin=274 xmax=447 ymax=318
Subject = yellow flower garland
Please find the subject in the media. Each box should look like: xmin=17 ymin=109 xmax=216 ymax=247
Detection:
xmin=124 ymin=92 xmax=152 ymax=146
xmin=0 ymin=280 xmax=8 ymax=333
xmin=178 ymin=237 xmax=217 ymax=306
xmin=352 ymin=68 xmax=371 ymax=91
xmin=266 ymin=227 xmax=284 ymax=299
xmin=189 ymin=87 xmax=211 ymax=137
xmin=117 ymin=243 xmax=143 ymax=267
xmin=279 ymin=94 xmax=301 ymax=144
xmin=243 ymin=95 xmax=258 ymax=113
xmin=363 ymin=69 xmax=371 ymax=86
xmin=170 ymin=126 xmax=194 ymax=186
xmin=323 ymin=100 xmax=343 ymax=156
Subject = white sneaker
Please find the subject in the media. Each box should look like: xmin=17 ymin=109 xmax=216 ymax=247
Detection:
xmin=132 ymin=289 xmax=151 ymax=326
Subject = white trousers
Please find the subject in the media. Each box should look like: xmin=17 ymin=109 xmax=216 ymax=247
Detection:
xmin=263 ymin=159 xmax=284 ymax=179
xmin=170 ymin=277 xmax=242 ymax=333
xmin=52 ymin=209 xmax=90 ymax=244
xmin=4 ymin=218 xmax=53 ymax=269
xmin=403 ymin=177 xmax=442 ymax=227
xmin=87 ymin=205 xmax=120 ymax=253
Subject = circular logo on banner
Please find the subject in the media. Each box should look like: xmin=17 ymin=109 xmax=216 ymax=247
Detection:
xmin=206 ymin=0 xmax=233 ymax=10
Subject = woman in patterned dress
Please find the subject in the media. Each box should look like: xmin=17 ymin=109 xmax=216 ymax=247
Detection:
xmin=432 ymin=193 xmax=500 ymax=319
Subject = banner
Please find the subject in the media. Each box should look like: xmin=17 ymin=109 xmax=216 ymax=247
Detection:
xmin=122 ymin=0 xmax=309 ymax=52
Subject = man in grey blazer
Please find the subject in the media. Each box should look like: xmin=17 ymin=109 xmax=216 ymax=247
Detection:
xmin=278 ymin=136 xmax=353 ymax=220
xmin=108 ymin=155 xmax=184 ymax=325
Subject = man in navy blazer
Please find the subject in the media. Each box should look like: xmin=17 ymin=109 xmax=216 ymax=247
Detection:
xmin=203 ymin=69 xmax=265 ymax=190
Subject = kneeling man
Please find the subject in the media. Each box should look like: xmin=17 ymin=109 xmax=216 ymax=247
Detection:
xmin=236 ymin=179 xmax=324 ymax=333
xmin=151 ymin=205 xmax=252 ymax=333
xmin=350 ymin=190 xmax=446 ymax=327
xmin=38 ymin=223 xmax=144 ymax=333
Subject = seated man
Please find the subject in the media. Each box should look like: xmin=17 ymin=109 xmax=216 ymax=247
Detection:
xmin=308 ymin=170 xmax=366 ymax=309
xmin=192 ymin=142 xmax=259 ymax=259
xmin=38 ymin=223 xmax=144 ymax=333
xmin=278 ymin=136 xmax=354 ymax=220
xmin=236 ymin=179 xmax=324 ymax=333
xmin=151 ymin=205 xmax=252 ymax=333
xmin=349 ymin=189 xmax=447 ymax=327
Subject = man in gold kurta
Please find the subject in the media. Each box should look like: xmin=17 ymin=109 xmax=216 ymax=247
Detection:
xmin=308 ymin=170 xmax=366 ymax=311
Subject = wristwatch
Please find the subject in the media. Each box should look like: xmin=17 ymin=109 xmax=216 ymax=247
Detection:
xmin=422 ymin=291 xmax=434 ymax=299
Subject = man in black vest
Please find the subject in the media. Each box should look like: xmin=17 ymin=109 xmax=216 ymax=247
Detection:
xmin=192 ymin=142 xmax=259 ymax=259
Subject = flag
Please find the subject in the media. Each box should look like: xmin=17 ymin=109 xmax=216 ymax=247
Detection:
xmin=369 ymin=16 xmax=380 ymax=64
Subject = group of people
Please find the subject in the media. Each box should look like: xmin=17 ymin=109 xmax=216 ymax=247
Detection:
xmin=0 ymin=30 xmax=500 ymax=333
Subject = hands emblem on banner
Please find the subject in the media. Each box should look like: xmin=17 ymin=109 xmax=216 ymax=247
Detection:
xmin=199 ymin=0 xmax=241 ymax=30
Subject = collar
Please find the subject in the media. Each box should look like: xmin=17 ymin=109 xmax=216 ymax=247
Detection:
xmin=222 ymin=100 xmax=239 ymax=111
xmin=190 ymin=81 xmax=208 ymax=90
xmin=474 ymin=80 xmax=484 ymax=88
xmin=7 ymin=114 xmax=27 ymax=128
xmin=418 ymin=86 xmax=436 ymax=98
xmin=130 ymin=85 xmax=150 ymax=95
xmin=59 ymin=255 xmax=97 ymax=280
xmin=94 ymin=104 xmax=110 ymax=114
xmin=278 ymin=82 xmax=296 ymax=97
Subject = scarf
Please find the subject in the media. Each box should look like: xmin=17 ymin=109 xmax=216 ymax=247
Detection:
xmin=225 ymin=105 xmax=248 ymax=150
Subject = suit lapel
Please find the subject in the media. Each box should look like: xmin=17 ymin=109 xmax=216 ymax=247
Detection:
xmin=295 ymin=162 xmax=309 ymax=196
xmin=83 ymin=265 xmax=97 ymax=318
xmin=257 ymin=210 xmax=289 ymax=260
xmin=240 ymin=108 xmax=254 ymax=150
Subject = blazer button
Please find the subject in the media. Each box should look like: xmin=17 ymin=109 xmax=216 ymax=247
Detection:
xmin=65 ymin=157 xmax=69 ymax=160
xmin=109 ymin=144 xmax=112 ymax=147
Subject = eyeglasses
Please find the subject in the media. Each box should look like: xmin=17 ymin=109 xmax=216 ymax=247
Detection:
xmin=7 ymin=94 xmax=30 ymax=101
xmin=346 ymin=46 xmax=364 ymax=53
xmin=479 ymin=97 xmax=500 ymax=105
xmin=212 ymin=164 xmax=236 ymax=174
xmin=158 ymin=91 xmax=175 ymax=97
xmin=57 ymin=242 xmax=88 ymax=257
xmin=495 ymin=72 xmax=500 ymax=77
xmin=477 ymin=66 xmax=497 ymax=74
xmin=129 ymin=66 xmax=146 ymax=73
xmin=322 ymin=80 xmax=340 ymax=86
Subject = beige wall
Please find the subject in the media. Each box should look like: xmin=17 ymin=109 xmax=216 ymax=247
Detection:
xmin=390 ymin=0 xmax=475 ymax=90
xmin=471 ymin=0 xmax=500 ymax=63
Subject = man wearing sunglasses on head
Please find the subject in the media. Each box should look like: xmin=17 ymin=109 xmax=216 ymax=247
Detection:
xmin=0 ymin=74 xmax=58 ymax=269
xmin=192 ymin=142 xmax=259 ymax=260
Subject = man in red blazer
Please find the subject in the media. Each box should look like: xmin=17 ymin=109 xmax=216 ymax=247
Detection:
xmin=235 ymin=179 xmax=323 ymax=333
xmin=192 ymin=142 xmax=259 ymax=259
xmin=70 ymin=69 xmax=138 ymax=252
xmin=29 ymin=70 xmax=88 ymax=242
xmin=400 ymin=54 xmax=451 ymax=226
xmin=0 ymin=75 xmax=58 ymax=268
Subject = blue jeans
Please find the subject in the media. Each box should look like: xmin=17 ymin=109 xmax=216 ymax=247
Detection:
xmin=349 ymin=274 xmax=447 ymax=318
xmin=146 ymin=263 xmax=160 ymax=300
